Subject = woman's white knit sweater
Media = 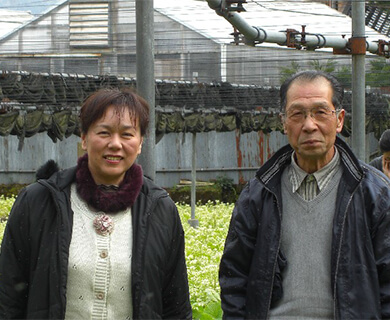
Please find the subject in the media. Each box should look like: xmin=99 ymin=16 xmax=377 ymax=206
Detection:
xmin=65 ymin=184 xmax=133 ymax=320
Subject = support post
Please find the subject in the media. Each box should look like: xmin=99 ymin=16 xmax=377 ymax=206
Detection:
xmin=351 ymin=0 xmax=366 ymax=161
xmin=136 ymin=0 xmax=156 ymax=180
xmin=188 ymin=133 xmax=199 ymax=228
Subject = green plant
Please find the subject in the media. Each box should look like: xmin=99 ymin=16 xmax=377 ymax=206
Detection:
xmin=215 ymin=175 xmax=234 ymax=192
xmin=168 ymin=184 xmax=226 ymax=205
xmin=178 ymin=201 xmax=233 ymax=319
xmin=280 ymin=60 xmax=353 ymax=87
xmin=309 ymin=59 xmax=337 ymax=73
xmin=0 ymin=184 xmax=26 ymax=198
xmin=167 ymin=179 xmax=239 ymax=205
xmin=334 ymin=65 xmax=352 ymax=89
xmin=0 ymin=195 xmax=14 ymax=221
xmin=192 ymin=295 xmax=223 ymax=320
xmin=215 ymin=175 xmax=237 ymax=203
xmin=280 ymin=61 xmax=301 ymax=83
xmin=0 ymin=195 xmax=15 ymax=243
xmin=367 ymin=58 xmax=390 ymax=88
xmin=0 ymin=221 xmax=6 ymax=242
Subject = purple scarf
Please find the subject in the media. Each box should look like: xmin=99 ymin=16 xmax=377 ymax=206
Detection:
xmin=76 ymin=154 xmax=143 ymax=213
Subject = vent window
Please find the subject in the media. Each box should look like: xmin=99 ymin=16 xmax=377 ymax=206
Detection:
xmin=69 ymin=1 xmax=110 ymax=47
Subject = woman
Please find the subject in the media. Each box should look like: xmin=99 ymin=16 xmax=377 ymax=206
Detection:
xmin=0 ymin=88 xmax=192 ymax=319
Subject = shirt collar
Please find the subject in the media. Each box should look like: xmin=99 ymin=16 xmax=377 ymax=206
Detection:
xmin=289 ymin=147 xmax=340 ymax=193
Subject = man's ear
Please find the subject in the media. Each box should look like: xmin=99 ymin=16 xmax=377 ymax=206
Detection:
xmin=336 ymin=109 xmax=345 ymax=133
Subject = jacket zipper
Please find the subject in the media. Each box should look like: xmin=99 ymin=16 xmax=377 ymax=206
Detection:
xmin=261 ymin=183 xmax=283 ymax=320
xmin=266 ymin=227 xmax=282 ymax=319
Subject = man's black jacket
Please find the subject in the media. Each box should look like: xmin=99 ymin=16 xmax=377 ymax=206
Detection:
xmin=219 ymin=137 xmax=390 ymax=319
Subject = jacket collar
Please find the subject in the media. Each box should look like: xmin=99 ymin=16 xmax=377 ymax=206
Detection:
xmin=256 ymin=136 xmax=364 ymax=192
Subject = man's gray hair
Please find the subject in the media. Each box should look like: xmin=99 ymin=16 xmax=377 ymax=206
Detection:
xmin=279 ymin=70 xmax=344 ymax=112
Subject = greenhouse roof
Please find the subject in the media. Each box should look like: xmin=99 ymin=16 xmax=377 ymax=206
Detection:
xmin=3 ymin=0 xmax=389 ymax=52
xmin=154 ymin=0 xmax=390 ymax=50
xmin=0 ymin=9 xmax=34 ymax=39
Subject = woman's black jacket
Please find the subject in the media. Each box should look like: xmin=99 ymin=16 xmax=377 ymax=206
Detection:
xmin=219 ymin=137 xmax=390 ymax=319
xmin=0 ymin=163 xmax=192 ymax=319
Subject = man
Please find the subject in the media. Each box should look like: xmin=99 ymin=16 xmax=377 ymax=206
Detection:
xmin=219 ymin=70 xmax=390 ymax=319
xmin=370 ymin=128 xmax=390 ymax=178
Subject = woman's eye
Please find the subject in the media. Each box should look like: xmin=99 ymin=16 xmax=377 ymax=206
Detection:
xmin=123 ymin=132 xmax=134 ymax=137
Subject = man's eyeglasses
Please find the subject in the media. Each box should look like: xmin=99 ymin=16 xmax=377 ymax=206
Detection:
xmin=281 ymin=106 xmax=340 ymax=123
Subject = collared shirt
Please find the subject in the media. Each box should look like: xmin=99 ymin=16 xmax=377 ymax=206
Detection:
xmin=289 ymin=148 xmax=340 ymax=201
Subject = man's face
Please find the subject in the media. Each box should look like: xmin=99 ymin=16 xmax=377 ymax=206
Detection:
xmin=282 ymin=78 xmax=345 ymax=172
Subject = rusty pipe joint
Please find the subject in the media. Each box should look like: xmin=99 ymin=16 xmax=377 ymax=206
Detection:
xmin=377 ymin=40 xmax=390 ymax=58
xmin=285 ymin=28 xmax=300 ymax=49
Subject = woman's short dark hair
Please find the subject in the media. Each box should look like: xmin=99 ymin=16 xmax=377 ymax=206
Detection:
xmin=279 ymin=70 xmax=344 ymax=112
xmin=80 ymin=87 xmax=150 ymax=136
xmin=379 ymin=129 xmax=390 ymax=153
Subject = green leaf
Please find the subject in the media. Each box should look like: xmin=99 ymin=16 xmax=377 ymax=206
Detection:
xmin=203 ymin=301 xmax=223 ymax=319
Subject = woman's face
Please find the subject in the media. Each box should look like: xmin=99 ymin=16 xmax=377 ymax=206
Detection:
xmin=81 ymin=105 xmax=143 ymax=185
